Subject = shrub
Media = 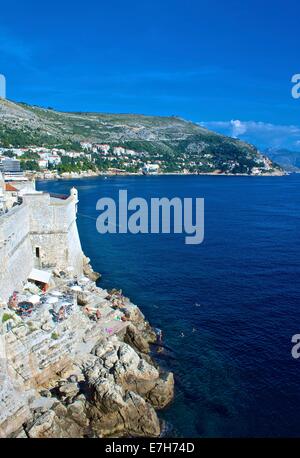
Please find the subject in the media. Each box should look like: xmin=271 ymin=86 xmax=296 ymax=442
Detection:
xmin=2 ymin=313 xmax=13 ymax=323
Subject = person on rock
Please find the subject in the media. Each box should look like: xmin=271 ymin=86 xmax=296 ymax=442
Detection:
xmin=58 ymin=306 xmax=65 ymax=321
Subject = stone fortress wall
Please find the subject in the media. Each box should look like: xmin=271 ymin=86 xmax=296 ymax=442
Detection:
xmin=0 ymin=187 xmax=83 ymax=302
xmin=0 ymin=203 xmax=33 ymax=303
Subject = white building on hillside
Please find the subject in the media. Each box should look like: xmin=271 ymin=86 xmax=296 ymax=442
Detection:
xmin=80 ymin=142 xmax=92 ymax=150
xmin=142 ymin=163 xmax=160 ymax=174
xmin=114 ymin=147 xmax=126 ymax=156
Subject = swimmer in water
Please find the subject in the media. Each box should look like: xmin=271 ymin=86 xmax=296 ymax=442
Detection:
xmin=158 ymin=329 xmax=163 ymax=342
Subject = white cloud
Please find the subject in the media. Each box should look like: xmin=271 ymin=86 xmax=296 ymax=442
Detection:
xmin=199 ymin=120 xmax=300 ymax=151
xmin=230 ymin=120 xmax=247 ymax=137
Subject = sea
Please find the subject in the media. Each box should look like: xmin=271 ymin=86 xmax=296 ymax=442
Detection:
xmin=37 ymin=174 xmax=300 ymax=437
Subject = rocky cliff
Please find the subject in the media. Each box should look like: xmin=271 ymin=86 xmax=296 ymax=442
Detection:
xmin=0 ymin=269 xmax=174 ymax=438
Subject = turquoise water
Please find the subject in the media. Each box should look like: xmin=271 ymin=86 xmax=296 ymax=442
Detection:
xmin=37 ymin=174 xmax=300 ymax=437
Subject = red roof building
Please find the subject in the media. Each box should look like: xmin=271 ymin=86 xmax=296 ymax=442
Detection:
xmin=5 ymin=184 xmax=18 ymax=192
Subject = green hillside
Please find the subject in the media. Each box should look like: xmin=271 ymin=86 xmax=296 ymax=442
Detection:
xmin=0 ymin=99 xmax=282 ymax=175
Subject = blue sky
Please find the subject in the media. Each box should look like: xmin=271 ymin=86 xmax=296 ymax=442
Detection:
xmin=1 ymin=0 xmax=300 ymax=150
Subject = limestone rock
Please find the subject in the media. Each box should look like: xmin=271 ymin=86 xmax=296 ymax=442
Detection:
xmin=124 ymin=391 xmax=160 ymax=437
xmin=0 ymin=273 xmax=174 ymax=438
xmin=27 ymin=410 xmax=56 ymax=438
xmin=67 ymin=400 xmax=89 ymax=428
xmin=77 ymin=291 xmax=90 ymax=306
xmin=83 ymin=257 xmax=100 ymax=281
xmin=13 ymin=325 xmax=28 ymax=338
xmin=28 ymin=320 xmax=41 ymax=332
xmin=40 ymin=389 xmax=52 ymax=398
xmin=118 ymin=342 xmax=140 ymax=367
xmin=147 ymin=372 xmax=174 ymax=409
xmin=90 ymin=390 xmax=160 ymax=438
xmin=124 ymin=323 xmax=151 ymax=353
xmin=41 ymin=322 xmax=55 ymax=332
xmin=52 ymin=401 xmax=68 ymax=418
xmin=14 ymin=428 xmax=28 ymax=438
xmin=92 ymin=378 xmax=126 ymax=413
xmin=58 ymin=382 xmax=80 ymax=401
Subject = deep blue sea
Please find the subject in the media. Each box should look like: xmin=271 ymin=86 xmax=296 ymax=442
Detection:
xmin=37 ymin=174 xmax=300 ymax=437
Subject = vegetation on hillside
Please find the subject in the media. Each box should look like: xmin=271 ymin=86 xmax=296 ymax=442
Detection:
xmin=0 ymin=99 xmax=282 ymax=175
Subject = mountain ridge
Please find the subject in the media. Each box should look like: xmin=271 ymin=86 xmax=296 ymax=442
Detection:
xmin=0 ymin=98 xmax=283 ymax=175
xmin=264 ymin=147 xmax=300 ymax=172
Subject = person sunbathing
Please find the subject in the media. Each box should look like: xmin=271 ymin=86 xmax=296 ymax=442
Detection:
xmin=58 ymin=306 xmax=65 ymax=321
xmin=8 ymin=292 xmax=18 ymax=310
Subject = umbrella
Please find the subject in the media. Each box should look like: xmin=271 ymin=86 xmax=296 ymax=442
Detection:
xmin=28 ymin=295 xmax=40 ymax=305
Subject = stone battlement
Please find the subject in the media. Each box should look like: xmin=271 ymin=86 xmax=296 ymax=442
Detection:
xmin=0 ymin=187 xmax=83 ymax=302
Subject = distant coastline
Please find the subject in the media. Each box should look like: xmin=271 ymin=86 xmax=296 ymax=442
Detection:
xmin=0 ymin=99 xmax=284 ymax=180
xmin=32 ymin=169 xmax=286 ymax=182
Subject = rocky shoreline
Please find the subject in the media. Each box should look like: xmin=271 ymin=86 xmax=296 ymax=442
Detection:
xmin=31 ymin=169 xmax=286 ymax=182
xmin=0 ymin=260 xmax=174 ymax=438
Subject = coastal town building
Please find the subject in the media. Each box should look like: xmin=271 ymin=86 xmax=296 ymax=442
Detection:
xmin=48 ymin=155 xmax=61 ymax=165
xmin=125 ymin=149 xmax=137 ymax=156
xmin=142 ymin=163 xmax=160 ymax=174
xmin=96 ymin=144 xmax=110 ymax=154
xmin=0 ymin=158 xmax=21 ymax=173
xmin=38 ymin=159 xmax=49 ymax=169
xmin=113 ymin=146 xmax=126 ymax=156
xmin=80 ymin=142 xmax=93 ymax=150
xmin=0 ymin=140 xmax=280 ymax=179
